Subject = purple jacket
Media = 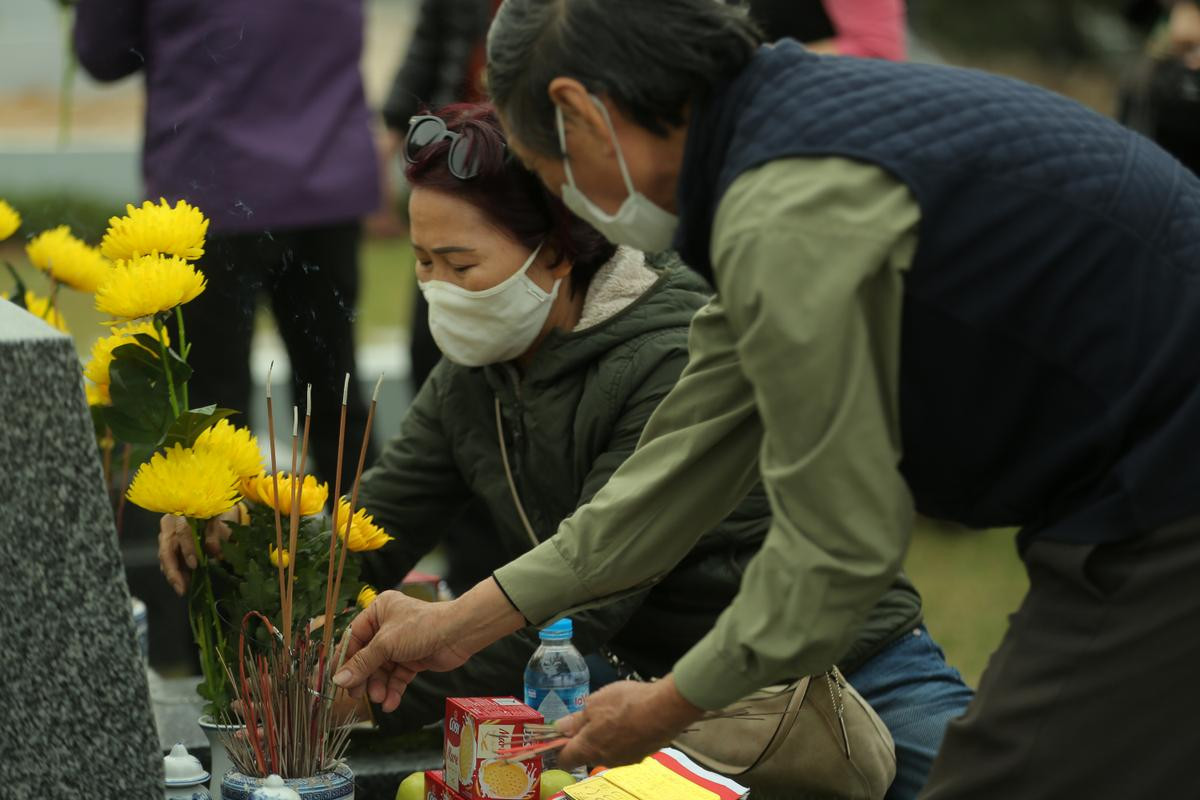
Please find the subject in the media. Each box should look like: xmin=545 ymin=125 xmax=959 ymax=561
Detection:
xmin=74 ymin=0 xmax=380 ymax=234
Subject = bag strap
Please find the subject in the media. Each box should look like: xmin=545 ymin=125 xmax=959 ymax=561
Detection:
xmin=674 ymin=678 xmax=812 ymax=776
xmin=496 ymin=396 xmax=540 ymax=549
xmin=744 ymin=676 xmax=812 ymax=770
xmin=496 ymin=396 xmax=644 ymax=681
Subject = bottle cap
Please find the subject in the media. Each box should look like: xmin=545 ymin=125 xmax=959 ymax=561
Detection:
xmin=539 ymin=618 xmax=573 ymax=641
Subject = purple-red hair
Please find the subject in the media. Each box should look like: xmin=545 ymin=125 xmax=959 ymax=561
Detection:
xmin=404 ymin=103 xmax=617 ymax=297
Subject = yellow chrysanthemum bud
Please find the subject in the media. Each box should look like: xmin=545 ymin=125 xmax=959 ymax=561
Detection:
xmin=101 ymin=198 xmax=209 ymax=262
xmin=95 ymin=253 xmax=206 ymax=319
xmin=334 ymin=499 xmax=393 ymax=552
xmin=3 ymin=290 xmax=69 ymax=333
xmin=241 ymin=472 xmax=329 ymax=517
xmin=192 ymin=419 xmax=263 ymax=479
xmin=269 ymin=546 xmax=290 ymax=569
xmin=25 ymin=225 xmax=113 ymax=293
xmin=356 ymin=585 xmax=377 ymax=609
xmin=82 ymin=321 xmax=168 ymax=388
xmin=126 ymin=444 xmax=241 ymax=519
xmin=0 ymin=199 xmax=21 ymax=241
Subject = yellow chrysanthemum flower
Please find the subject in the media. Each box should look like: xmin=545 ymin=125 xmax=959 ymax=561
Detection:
xmin=241 ymin=472 xmax=329 ymax=517
xmin=126 ymin=444 xmax=241 ymax=519
xmin=25 ymin=226 xmax=113 ymax=293
xmin=85 ymin=382 xmax=111 ymax=407
xmin=192 ymin=419 xmax=263 ymax=479
xmin=101 ymin=198 xmax=209 ymax=262
xmin=0 ymin=199 xmax=20 ymax=241
xmin=356 ymin=585 xmax=377 ymax=609
xmin=269 ymin=546 xmax=290 ymax=569
xmin=82 ymin=321 xmax=168 ymax=387
xmin=335 ymin=500 xmax=393 ymax=552
xmin=3 ymin=290 xmax=69 ymax=333
xmin=94 ymin=253 xmax=206 ymax=319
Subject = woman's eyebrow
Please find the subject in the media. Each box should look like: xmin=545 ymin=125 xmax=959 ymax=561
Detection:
xmin=431 ymin=245 xmax=475 ymax=255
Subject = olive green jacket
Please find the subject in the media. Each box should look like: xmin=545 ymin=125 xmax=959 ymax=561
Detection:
xmin=358 ymin=251 xmax=919 ymax=729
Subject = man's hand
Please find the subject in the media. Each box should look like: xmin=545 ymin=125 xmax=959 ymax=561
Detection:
xmin=332 ymin=578 xmax=526 ymax=712
xmin=555 ymin=676 xmax=705 ymax=771
xmin=157 ymin=511 xmax=236 ymax=595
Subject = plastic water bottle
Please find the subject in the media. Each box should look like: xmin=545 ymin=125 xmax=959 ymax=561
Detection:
xmin=524 ymin=618 xmax=589 ymax=776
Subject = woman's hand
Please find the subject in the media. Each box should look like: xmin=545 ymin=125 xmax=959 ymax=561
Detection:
xmin=333 ymin=578 xmax=526 ymax=711
xmin=555 ymin=676 xmax=705 ymax=771
xmin=157 ymin=510 xmax=238 ymax=595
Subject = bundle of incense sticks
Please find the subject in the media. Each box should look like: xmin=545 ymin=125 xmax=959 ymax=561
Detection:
xmin=219 ymin=368 xmax=384 ymax=778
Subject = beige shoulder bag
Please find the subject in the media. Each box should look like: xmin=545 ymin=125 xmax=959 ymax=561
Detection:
xmin=496 ymin=399 xmax=896 ymax=798
xmin=672 ymin=669 xmax=895 ymax=798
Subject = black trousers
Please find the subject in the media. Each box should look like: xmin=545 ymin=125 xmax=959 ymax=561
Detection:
xmin=920 ymin=517 xmax=1200 ymax=798
xmin=182 ymin=222 xmax=377 ymax=494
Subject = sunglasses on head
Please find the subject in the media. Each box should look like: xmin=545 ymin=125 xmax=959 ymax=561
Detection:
xmin=404 ymin=115 xmax=485 ymax=180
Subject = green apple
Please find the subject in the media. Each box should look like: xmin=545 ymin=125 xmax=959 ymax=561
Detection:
xmin=540 ymin=769 xmax=578 ymax=799
xmin=395 ymin=771 xmax=425 ymax=800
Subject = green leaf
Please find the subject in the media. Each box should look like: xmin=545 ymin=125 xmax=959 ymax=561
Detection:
xmin=132 ymin=332 xmax=193 ymax=385
xmin=90 ymin=403 xmax=108 ymax=442
xmin=162 ymin=405 xmax=238 ymax=449
xmin=104 ymin=343 xmax=174 ymax=444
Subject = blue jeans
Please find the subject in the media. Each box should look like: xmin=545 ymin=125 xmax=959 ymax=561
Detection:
xmin=844 ymin=626 xmax=974 ymax=800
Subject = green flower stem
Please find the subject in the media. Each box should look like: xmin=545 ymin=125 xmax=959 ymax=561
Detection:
xmin=174 ymin=306 xmax=190 ymax=409
xmin=45 ymin=279 xmax=61 ymax=322
xmin=155 ymin=316 xmax=181 ymax=418
xmin=188 ymin=517 xmax=228 ymax=712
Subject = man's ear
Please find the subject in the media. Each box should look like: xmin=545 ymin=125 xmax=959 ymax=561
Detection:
xmin=548 ymin=77 xmax=615 ymax=157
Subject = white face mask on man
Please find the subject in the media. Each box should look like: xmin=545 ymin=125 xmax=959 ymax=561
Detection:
xmin=557 ymin=97 xmax=679 ymax=253
xmin=418 ymin=242 xmax=557 ymax=367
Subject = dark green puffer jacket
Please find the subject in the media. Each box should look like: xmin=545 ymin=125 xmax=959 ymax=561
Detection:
xmin=358 ymin=254 xmax=921 ymax=731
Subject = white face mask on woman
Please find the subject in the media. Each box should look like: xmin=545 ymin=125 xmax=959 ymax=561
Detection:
xmin=418 ymin=242 xmax=556 ymax=367
xmin=556 ymin=98 xmax=679 ymax=253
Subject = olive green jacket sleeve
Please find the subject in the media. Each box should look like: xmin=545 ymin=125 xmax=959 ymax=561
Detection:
xmin=493 ymin=157 xmax=920 ymax=709
xmin=356 ymin=364 xmax=472 ymax=589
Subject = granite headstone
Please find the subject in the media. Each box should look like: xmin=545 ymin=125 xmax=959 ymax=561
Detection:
xmin=0 ymin=301 xmax=161 ymax=795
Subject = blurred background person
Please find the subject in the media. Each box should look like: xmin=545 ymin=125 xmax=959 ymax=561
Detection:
xmin=731 ymin=0 xmax=907 ymax=59
xmin=73 ymin=0 xmax=380 ymax=493
xmin=1120 ymin=0 xmax=1200 ymax=174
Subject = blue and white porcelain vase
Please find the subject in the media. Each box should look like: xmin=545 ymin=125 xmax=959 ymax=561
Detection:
xmin=220 ymin=764 xmax=354 ymax=800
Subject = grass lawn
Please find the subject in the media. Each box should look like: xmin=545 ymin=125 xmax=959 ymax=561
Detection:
xmin=904 ymin=521 xmax=1027 ymax=686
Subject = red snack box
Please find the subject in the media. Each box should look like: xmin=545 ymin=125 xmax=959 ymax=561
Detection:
xmin=424 ymin=770 xmax=468 ymax=800
xmin=445 ymin=697 xmax=543 ymax=799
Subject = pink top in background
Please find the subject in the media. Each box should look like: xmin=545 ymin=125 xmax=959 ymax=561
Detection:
xmin=823 ymin=0 xmax=908 ymax=61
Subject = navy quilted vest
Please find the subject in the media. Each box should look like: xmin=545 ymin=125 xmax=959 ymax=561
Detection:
xmin=675 ymin=41 xmax=1200 ymax=545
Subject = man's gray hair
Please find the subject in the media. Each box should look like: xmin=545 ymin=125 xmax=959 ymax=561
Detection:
xmin=487 ymin=0 xmax=762 ymax=155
